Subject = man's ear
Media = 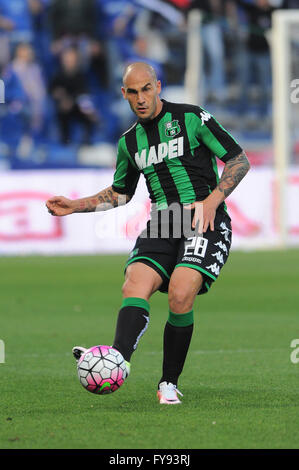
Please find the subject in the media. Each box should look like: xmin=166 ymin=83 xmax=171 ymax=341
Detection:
xmin=121 ymin=86 xmax=126 ymax=99
xmin=156 ymin=80 xmax=161 ymax=95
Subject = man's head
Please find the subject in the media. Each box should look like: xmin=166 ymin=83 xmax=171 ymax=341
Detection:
xmin=14 ymin=43 xmax=35 ymax=63
xmin=121 ymin=62 xmax=162 ymax=122
xmin=60 ymin=47 xmax=80 ymax=74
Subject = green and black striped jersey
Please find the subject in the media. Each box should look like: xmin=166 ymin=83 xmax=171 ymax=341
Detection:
xmin=112 ymin=99 xmax=242 ymax=212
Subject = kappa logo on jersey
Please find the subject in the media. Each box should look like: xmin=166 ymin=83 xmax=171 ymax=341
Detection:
xmin=165 ymin=120 xmax=181 ymax=137
xmin=134 ymin=137 xmax=184 ymax=170
xmin=200 ymin=111 xmax=211 ymax=126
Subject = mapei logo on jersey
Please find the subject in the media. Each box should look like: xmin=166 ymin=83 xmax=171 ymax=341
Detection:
xmin=200 ymin=111 xmax=211 ymax=126
xmin=134 ymin=137 xmax=184 ymax=170
xmin=164 ymin=120 xmax=181 ymax=137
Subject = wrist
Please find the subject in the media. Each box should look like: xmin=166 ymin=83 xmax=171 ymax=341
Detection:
xmin=74 ymin=197 xmax=99 ymax=213
xmin=70 ymin=199 xmax=80 ymax=213
xmin=73 ymin=198 xmax=90 ymax=213
xmin=206 ymin=189 xmax=224 ymax=208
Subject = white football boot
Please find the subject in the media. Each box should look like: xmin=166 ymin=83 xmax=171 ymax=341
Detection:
xmin=157 ymin=381 xmax=183 ymax=405
xmin=72 ymin=346 xmax=87 ymax=362
xmin=124 ymin=361 xmax=131 ymax=377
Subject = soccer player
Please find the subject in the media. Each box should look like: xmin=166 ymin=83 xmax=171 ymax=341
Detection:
xmin=46 ymin=62 xmax=250 ymax=404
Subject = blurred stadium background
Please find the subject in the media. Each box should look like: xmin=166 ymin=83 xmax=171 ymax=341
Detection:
xmin=0 ymin=0 xmax=298 ymax=253
xmin=0 ymin=0 xmax=299 ymax=254
xmin=1 ymin=1 xmax=299 ymax=451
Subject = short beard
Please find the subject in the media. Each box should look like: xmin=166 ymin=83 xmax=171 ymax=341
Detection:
xmin=138 ymin=115 xmax=152 ymax=123
xmin=130 ymin=102 xmax=156 ymax=122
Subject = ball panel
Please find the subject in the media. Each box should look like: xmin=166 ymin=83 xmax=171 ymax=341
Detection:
xmin=80 ymin=377 xmax=88 ymax=387
xmin=103 ymin=358 xmax=116 ymax=369
xmin=87 ymin=356 xmax=102 ymax=369
xmin=98 ymin=367 xmax=111 ymax=379
xmin=78 ymin=359 xmax=90 ymax=370
xmin=78 ymin=369 xmax=89 ymax=379
xmin=99 ymin=345 xmax=110 ymax=357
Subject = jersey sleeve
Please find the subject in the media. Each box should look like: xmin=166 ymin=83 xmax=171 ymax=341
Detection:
xmin=112 ymin=136 xmax=140 ymax=197
xmin=194 ymin=108 xmax=243 ymax=162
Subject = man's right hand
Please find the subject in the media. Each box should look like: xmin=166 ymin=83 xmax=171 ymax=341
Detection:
xmin=46 ymin=196 xmax=75 ymax=216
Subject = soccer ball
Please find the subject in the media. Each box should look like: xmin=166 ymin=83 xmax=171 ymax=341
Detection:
xmin=77 ymin=345 xmax=127 ymax=395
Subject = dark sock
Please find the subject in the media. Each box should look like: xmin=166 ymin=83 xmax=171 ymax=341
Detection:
xmin=159 ymin=310 xmax=194 ymax=387
xmin=112 ymin=297 xmax=150 ymax=362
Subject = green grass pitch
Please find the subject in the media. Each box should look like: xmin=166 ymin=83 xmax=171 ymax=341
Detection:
xmin=1 ymin=250 xmax=299 ymax=449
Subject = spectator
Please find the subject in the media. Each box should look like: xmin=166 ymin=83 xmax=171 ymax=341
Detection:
xmin=30 ymin=0 xmax=54 ymax=77
xmin=234 ymin=0 xmax=277 ymax=118
xmin=95 ymin=0 xmax=140 ymax=94
xmin=49 ymin=0 xmax=97 ymax=44
xmin=11 ymin=42 xmax=47 ymax=138
xmin=49 ymin=0 xmax=107 ymax=86
xmin=134 ymin=1 xmax=187 ymax=84
xmin=189 ymin=0 xmax=227 ymax=105
xmin=0 ymin=0 xmax=35 ymax=54
xmin=282 ymin=0 xmax=299 ymax=6
xmin=0 ymin=61 xmax=28 ymax=148
xmin=50 ymin=46 xmax=99 ymax=145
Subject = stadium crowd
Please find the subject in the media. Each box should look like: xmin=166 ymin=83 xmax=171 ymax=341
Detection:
xmin=0 ymin=0 xmax=298 ymax=169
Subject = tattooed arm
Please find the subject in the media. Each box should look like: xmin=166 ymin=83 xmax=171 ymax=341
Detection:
xmin=216 ymin=151 xmax=251 ymax=199
xmin=186 ymin=151 xmax=250 ymax=232
xmin=46 ymin=186 xmax=132 ymax=216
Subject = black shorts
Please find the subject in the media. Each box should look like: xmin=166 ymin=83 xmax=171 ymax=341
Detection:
xmin=124 ymin=207 xmax=232 ymax=295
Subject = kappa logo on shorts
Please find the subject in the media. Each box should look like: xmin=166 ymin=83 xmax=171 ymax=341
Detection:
xmin=211 ymin=251 xmax=224 ymax=265
xmin=220 ymin=222 xmax=232 ymax=242
xmin=165 ymin=120 xmax=181 ymax=137
xmin=206 ymin=263 xmax=220 ymax=276
xmin=214 ymin=241 xmax=228 ymax=254
xmin=129 ymin=248 xmax=139 ymax=259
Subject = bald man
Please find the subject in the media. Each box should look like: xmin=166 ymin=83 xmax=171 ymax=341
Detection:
xmin=46 ymin=62 xmax=250 ymax=404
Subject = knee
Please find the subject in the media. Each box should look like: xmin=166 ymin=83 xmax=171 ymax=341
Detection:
xmin=121 ymin=278 xmax=136 ymax=298
xmin=121 ymin=276 xmax=154 ymax=300
xmin=122 ymin=263 xmax=162 ymax=300
xmin=168 ymin=286 xmax=194 ymax=314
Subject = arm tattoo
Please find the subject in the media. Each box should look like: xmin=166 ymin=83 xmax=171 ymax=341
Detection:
xmin=76 ymin=186 xmax=131 ymax=213
xmin=97 ymin=187 xmax=130 ymax=209
xmin=217 ymin=151 xmax=250 ymax=198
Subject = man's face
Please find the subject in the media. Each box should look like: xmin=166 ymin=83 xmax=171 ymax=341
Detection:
xmin=121 ymin=69 xmax=161 ymax=122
